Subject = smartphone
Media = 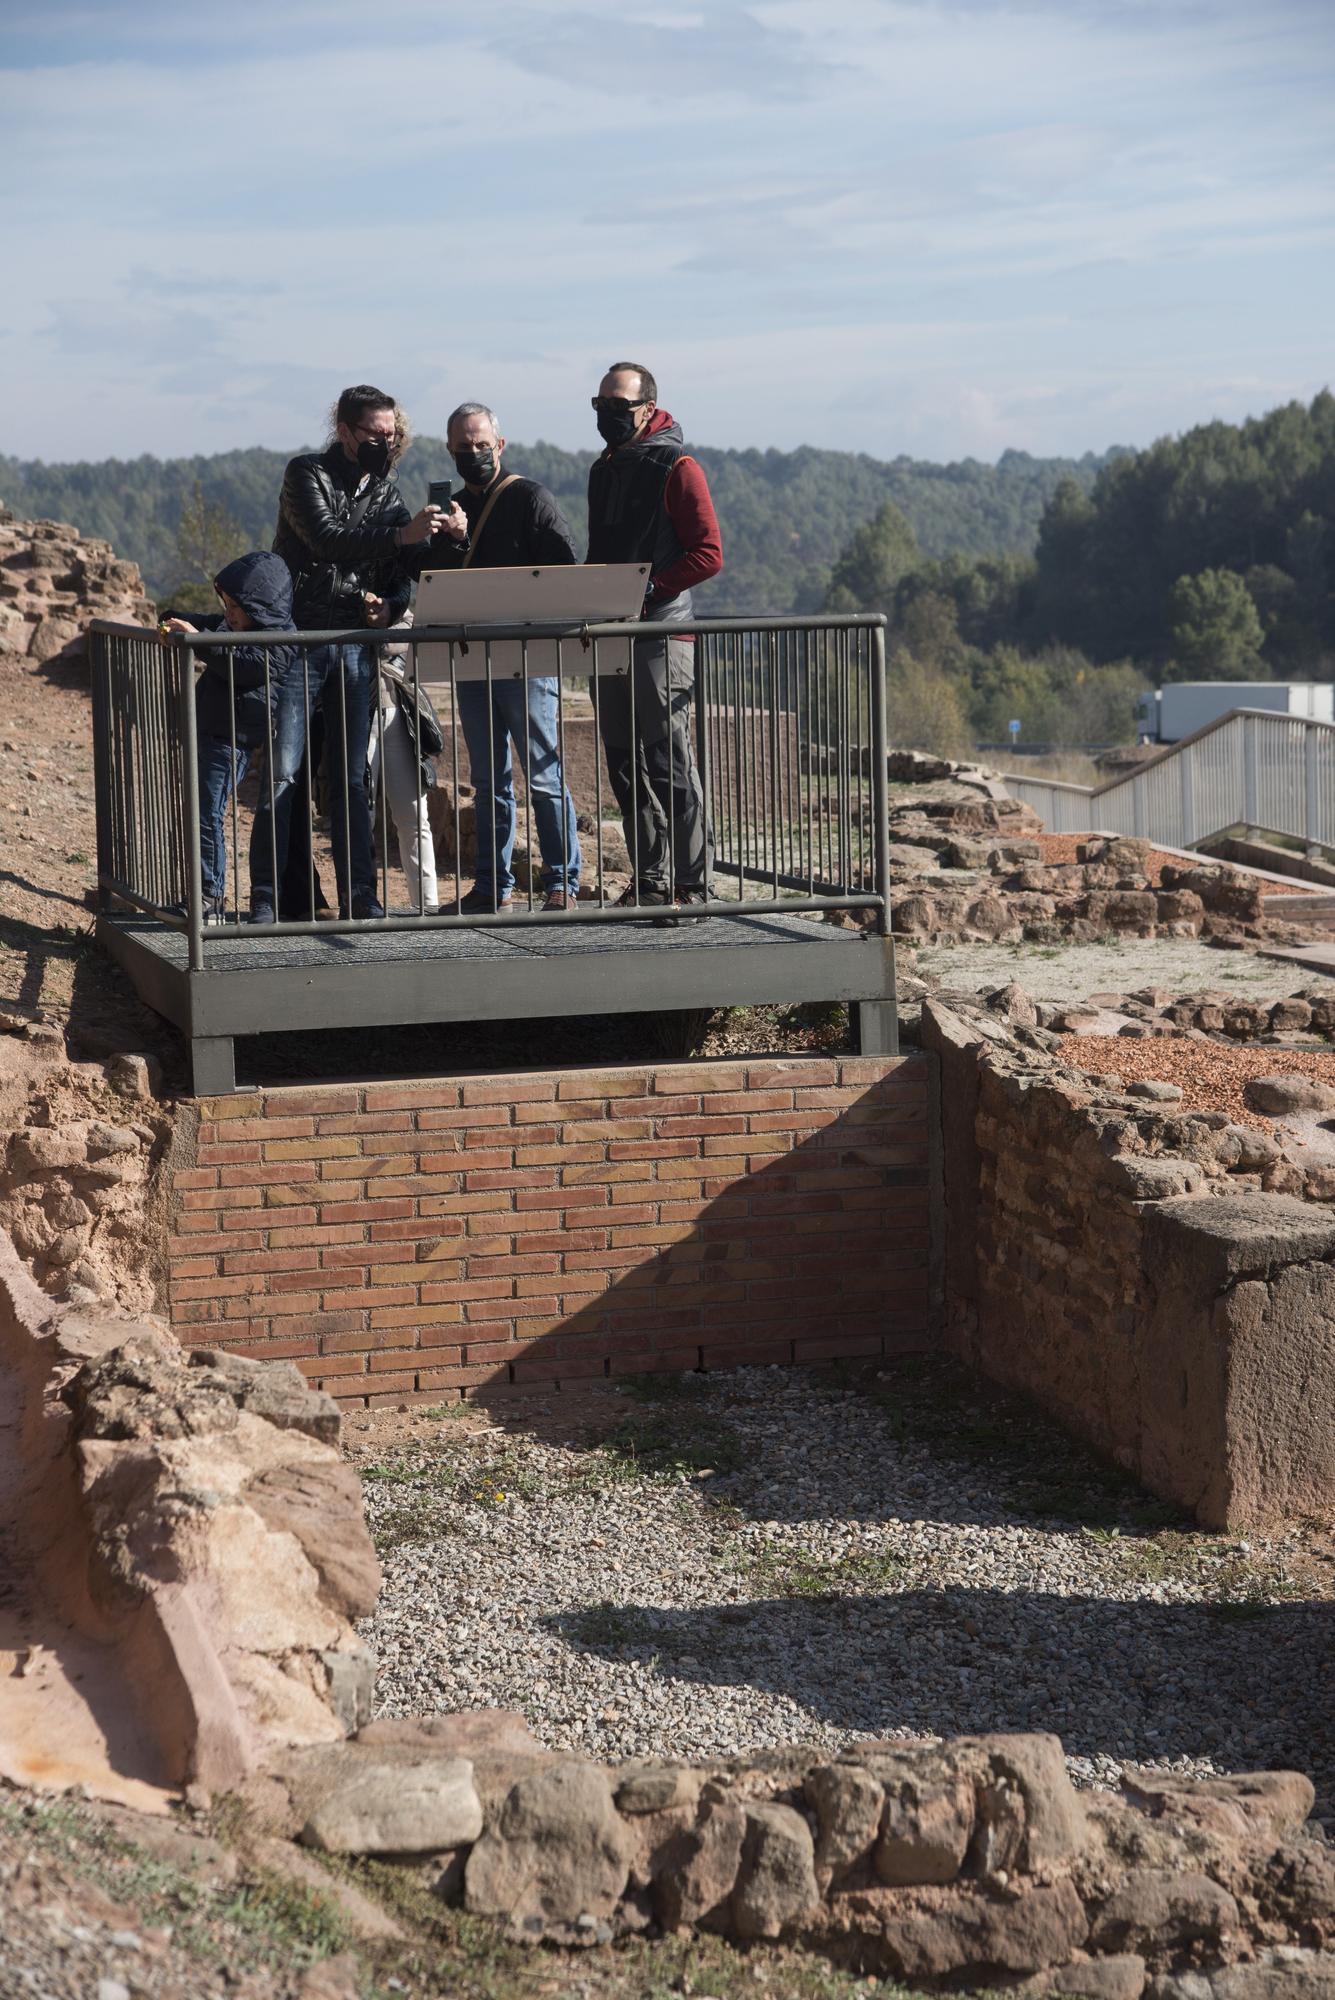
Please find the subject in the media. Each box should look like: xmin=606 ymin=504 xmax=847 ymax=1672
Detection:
xmin=428 ymin=479 xmax=453 ymax=511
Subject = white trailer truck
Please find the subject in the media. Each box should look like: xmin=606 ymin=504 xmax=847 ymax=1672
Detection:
xmin=1136 ymin=681 xmax=1334 ymax=744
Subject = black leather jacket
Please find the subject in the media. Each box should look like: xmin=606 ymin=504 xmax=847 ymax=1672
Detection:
xmin=272 ymin=443 xmax=412 ymax=629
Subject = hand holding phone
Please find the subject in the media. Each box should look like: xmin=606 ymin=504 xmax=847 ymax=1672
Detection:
xmin=428 ymin=479 xmax=453 ymax=511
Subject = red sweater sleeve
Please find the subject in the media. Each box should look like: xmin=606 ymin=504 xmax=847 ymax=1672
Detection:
xmin=649 ymin=456 xmax=723 ymax=604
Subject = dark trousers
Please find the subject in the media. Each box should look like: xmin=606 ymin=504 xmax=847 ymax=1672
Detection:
xmin=597 ymin=635 xmax=709 ymax=893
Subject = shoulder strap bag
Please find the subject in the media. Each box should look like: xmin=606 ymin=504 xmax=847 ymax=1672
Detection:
xmin=459 ymin=475 xmax=521 ymax=569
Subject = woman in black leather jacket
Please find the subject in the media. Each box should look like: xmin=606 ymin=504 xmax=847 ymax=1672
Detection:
xmin=257 ymin=385 xmax=442 ymax=922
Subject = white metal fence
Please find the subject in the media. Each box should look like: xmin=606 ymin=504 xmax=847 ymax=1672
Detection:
xmin=1001 ymin=708 xmax=1335 ymax=854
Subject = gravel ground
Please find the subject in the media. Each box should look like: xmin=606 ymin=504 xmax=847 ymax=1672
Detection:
xmin=1058 ymin=1034 xmax=1335 ymax=1128
xmin=356 ymin=1366 xmax=1335 ymax=1827
xmin=914 ymin=935 xmax=1331 ymax=1006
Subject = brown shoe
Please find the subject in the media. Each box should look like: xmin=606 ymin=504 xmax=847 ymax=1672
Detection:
xmin=541 ymin=890 xmax=572 ymax=912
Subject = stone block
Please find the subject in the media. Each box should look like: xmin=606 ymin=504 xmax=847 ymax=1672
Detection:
xmin=300 ymin=1753 xmax=482 ymax=1854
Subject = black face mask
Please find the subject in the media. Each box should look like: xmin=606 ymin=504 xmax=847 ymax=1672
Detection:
xmin=452 ymin=446 xmax=496 ymax=487
xmin=356 ymin=435 xmax=393 ymax=478
xmin=596 ymin=406 xmax=640 ymax=449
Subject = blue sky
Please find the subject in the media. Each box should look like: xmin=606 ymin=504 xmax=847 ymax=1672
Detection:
xmin=3 ymin=0 xmax=1333 ymax=466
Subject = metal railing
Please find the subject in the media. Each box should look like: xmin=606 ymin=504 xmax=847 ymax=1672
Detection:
xmin=1000 ymin=707 xmax=1335 ymax=854
xmin=89 ymin=614 xmax=891 ymax=972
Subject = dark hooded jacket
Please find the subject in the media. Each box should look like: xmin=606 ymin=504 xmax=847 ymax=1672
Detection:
xmin=194 ymin=552 xmax=298 ymax=748
xmin=586 ymin=410 xmax=723 ymax=626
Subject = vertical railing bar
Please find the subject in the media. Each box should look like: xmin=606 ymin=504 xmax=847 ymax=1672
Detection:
xmin=522 ymin=636 xmax=535 ymax=912
xmin=378 ymin=643 xmax=392 ymax=917
xmin=484 ymin=639 xmax=497 ymax=911
xmin=592 ymin=637 xmax=606 ymax=907
xmin=871 ymin=621 xmax=891 ymax=933
xmin=264 ymin=643 xmax=279 ymax=924
xmin=180 ymin=644 xmax=204 ymax=971
xmin=303 ymin=647 xmax=316 ymax=924
xmin=628 ymin=634 xmax=640 ymax=905
xmin=337 ymin=643 xmax=353 ymax=916
xmin=450 ymin=643 xmax=462 ymax=914
xmin=228 ymin=647 xmax=240 ymax=919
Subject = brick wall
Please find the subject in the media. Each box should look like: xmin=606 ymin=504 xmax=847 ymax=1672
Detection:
xmin=166 ymin=1055 xmax=931 ymax=1405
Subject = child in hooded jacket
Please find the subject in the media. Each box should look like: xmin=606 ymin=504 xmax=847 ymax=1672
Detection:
xmin=163 ymin=551 xmax=298 ymax=921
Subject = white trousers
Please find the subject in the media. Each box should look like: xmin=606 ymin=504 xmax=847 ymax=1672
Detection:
xmin=368 ymin=684 xmax=439 ymax=912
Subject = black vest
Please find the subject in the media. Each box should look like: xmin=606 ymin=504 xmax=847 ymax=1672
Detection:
xmin=587 ymin=435 xmax=691 ymax=624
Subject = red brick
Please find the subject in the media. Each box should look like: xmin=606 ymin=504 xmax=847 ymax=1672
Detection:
xmin=417 ymin=1103 xmax=510 ymax=1130
xmin=424 ymin=1278 xmax=509 ymax=1304
xmin=291 ymin=1352 xmax=365 ymax=1384
xmin=466 ymin=1167 xmax=556 ymax=1191
xmin=262 ymin=1179 xmax=323 ymax=1207
xmin=196 ymin=1144 xmax=259 ymax=1168
xmin=173 ymin=1298 xmax=221 ymax=1324
xmin=321 ymin=1326 xmax=419 ymax=1355
xmin=461 ymin=1077 xmax=556 ymax=1105
xmin=265 ymin=1291 xmax=324 ymax=1318
xmin=171 ymin=1255 xmax=219 ymax=1280
xmin=362 ymin=1084 xmax=462 ymax=1112
xmin=464 ymin=1252 xmax=559 ymax=1279
xmin=522 ymin=1229 xmax=609 ymax=1254
xmin=320 ymin=1197 xmax=413 ymax=1224
xmin=175 ymin=1167 xmax=222 ymax=1191
xmin=607 ymin=1138 xmax=700 ymax=1162
xmin=516 ymin=1142 xmax=602 ymax=1167
xmin=269 ymin=1223 xmax=365 ymax=1249
xmin=513 ymin=1186 xmax=611 ymax=1213
xmin=316 ymin=1110 xmax=413 ymax=1136
xmin=747 ymin=1059 xmax=839 ymax=1088
xmin=206 ymin=1115 xmax=314 ymax=1143
xmin=370 ymin=1304 xmax=463 ymax=1328
xmin=261 ymin=1309 xmax=366 ymax=1340
xmin=169 ymin=1228 xmax=262 ymax=1257
xmin=318 ymin=1153 xmax=416 ymax=1182
xmin=263 ymin=1135 xmax=360 ymax=1162
xmin=415 ymin=1362 xmax=507 ymax=1390
xmin=222 ymin=1248 xmax=320 ymax=1277
xmin=701 ymin=1339 xmax=793 ymax=1368
xmin=556 ymin=1071 xmax=651 ymax=1099
xmin=369 ymin=1219 xmax=463 ymax=1243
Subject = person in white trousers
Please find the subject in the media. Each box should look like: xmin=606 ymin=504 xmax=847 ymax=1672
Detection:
xmin=369 ymin=621 xmax=439 ymax=913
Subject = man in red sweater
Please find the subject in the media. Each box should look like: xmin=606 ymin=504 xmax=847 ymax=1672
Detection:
xmin=586 ymin=362 xmax=723 ymax=911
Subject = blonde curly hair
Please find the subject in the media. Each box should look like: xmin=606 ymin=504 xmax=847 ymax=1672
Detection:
xmin=326 ymin=385 xmax=412 ymax=465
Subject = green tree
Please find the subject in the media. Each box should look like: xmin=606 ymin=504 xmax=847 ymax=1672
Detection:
xmin=823 ymin=502 xmax=921 ymax=612
xmin=167 ymin=480 xmax=249 ymax=612
xmin=887 ymin=653 xmax=970 ymax=756
xmin=1164 ymin=567 xmax=1266 ymax=682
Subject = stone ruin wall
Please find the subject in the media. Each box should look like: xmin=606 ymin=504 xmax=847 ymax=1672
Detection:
xmin=923 ymin=997 xmax=1335 ymax=1531
xmin=7 ymin=1251 xmax=1335 ymax=1993
xmin=0 ymin=505 xmax=155 ymax=662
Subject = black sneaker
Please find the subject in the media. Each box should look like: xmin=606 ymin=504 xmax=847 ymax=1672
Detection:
xmin=614 ymin=883 xmax=672 ymax=909
xmin=247 ymin=901 xmax=276 ymax=926
xmin=459 ymin=885 xmax=514 ymax=914
xmin=348 ymin=895 xmax=386 ymax=921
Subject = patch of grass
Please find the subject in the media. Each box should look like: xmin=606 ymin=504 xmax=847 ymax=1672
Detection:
xmin=587 ymin=1410 xmax=746 ymax=1486
xmin=871 ymin=1356 xmax=1194 ymax=1534
xmin=0 ymin=1795 xmax=350 ymax=1974
xmin=745 ymin=1546 xmax=908 ymax=1600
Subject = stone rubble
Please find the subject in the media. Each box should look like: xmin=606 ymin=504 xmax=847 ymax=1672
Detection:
xmin=239 ymin=1705 xmax=1335 ymax=1987
xmin=0 ymin=503 xmax=155 ymax=663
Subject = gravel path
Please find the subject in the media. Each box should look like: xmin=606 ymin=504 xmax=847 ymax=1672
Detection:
xmin=357 ymin=1367 xmax=1334 ymax=1825
xmin=914 ymin=936 xmax=1331 ymax=1006
xmin=1058 ymin=1034 xmax=1335 ymax=1129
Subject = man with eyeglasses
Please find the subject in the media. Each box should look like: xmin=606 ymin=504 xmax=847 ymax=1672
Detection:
xmin=587 ymin=363 xmax=723 ymax=913
xmin=264 ymin=385 xmax=443 ymax=923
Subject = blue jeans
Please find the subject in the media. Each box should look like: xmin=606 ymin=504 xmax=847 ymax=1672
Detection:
xmin=250 ymin=644 xmax=376 ymax=914
xmin=197 ymin=733 xmax=252 ymax=903
xmin=457 ymin=675 xmax=581 ymax=897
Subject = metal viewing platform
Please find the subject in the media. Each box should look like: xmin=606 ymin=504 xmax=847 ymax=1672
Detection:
xmin=90 ymin=613 xmax=896 ymax=1093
